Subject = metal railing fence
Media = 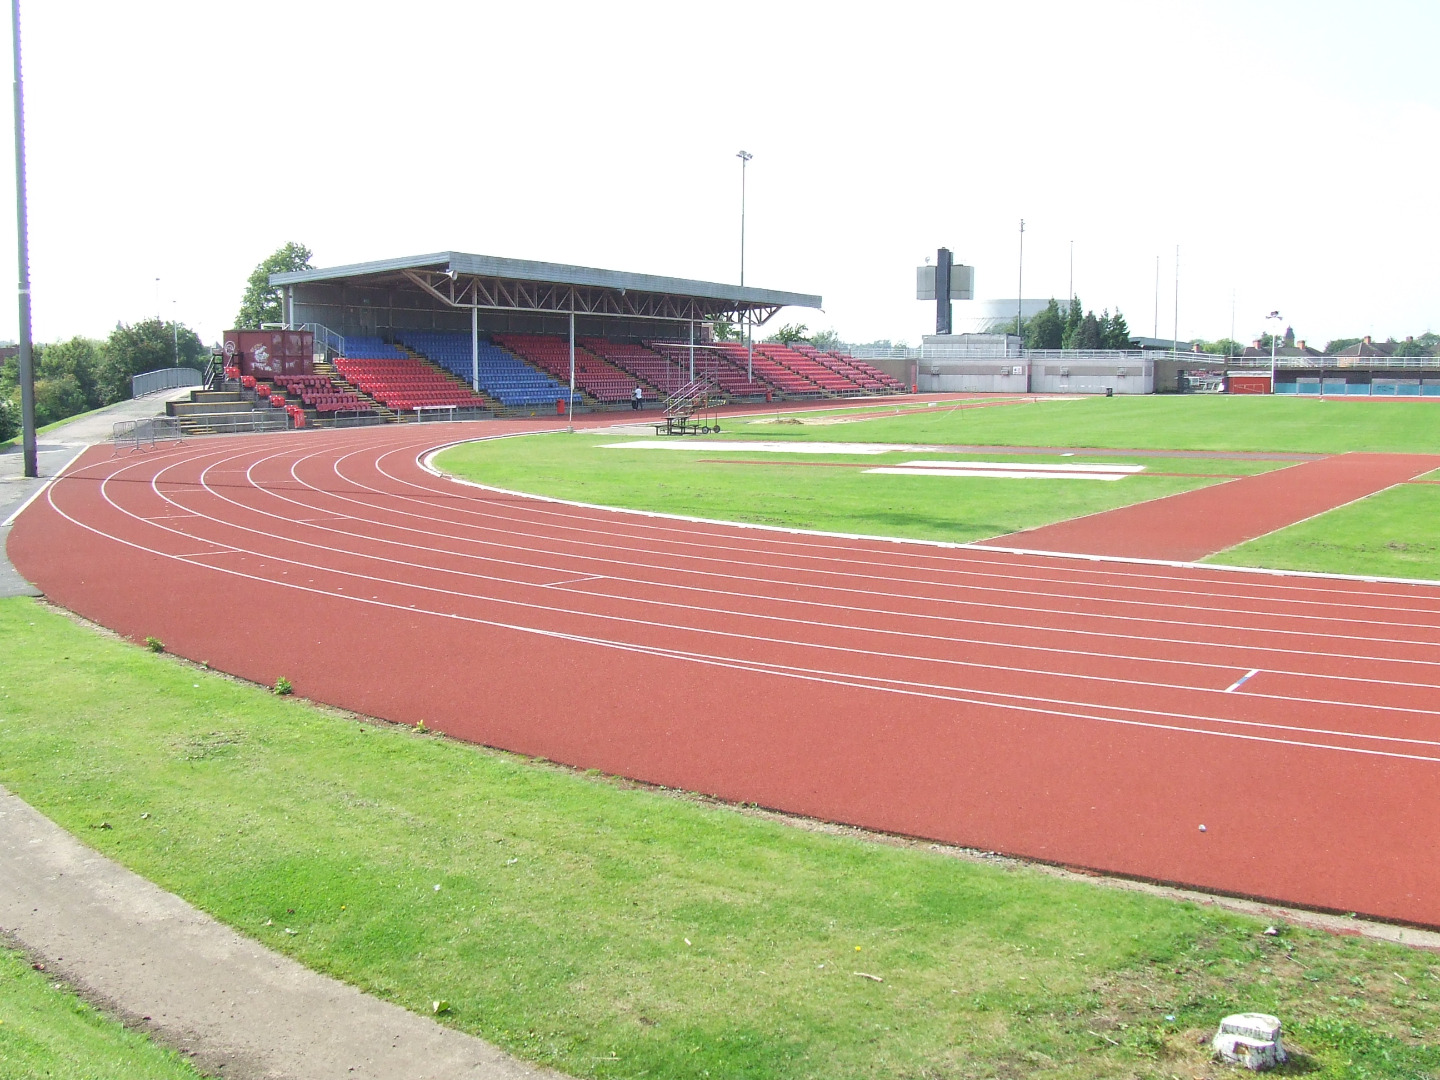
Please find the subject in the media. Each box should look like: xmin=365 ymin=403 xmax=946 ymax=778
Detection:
xmin=112 ymin=416 xmax=183 ymax=452
xmin=131 ymin=367 xmax=202 ymax=398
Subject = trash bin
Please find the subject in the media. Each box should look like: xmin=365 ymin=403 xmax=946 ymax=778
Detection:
xmin=1105 ymin=387 xmax=1114 ymax=398
xmin=556 ymin=398 xmax=566 ymax=416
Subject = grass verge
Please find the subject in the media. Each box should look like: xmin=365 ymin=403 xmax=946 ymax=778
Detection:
xmin=0 ymin=942 xmax=203 ymax=1080
xmin=2 ymin=597 xmax=1439 ymax=1079
xmin=1208 ymin=482 xmax=1440 ymax=580
xmin=736 ymin=395 xmax=1440 ymax=454
xmin=434 ymin=433 xmax=1272 ymax=544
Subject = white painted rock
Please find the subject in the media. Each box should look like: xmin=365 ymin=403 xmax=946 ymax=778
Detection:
xmin=1213 ymin=1013 xmax=1287 ymax=1071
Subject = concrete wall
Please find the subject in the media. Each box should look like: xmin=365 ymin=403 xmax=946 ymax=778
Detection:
xmin=918 ymin=360 xmax=1030 ymax=394
xmin=1031 ymin=361 xmax=1153 ymax=395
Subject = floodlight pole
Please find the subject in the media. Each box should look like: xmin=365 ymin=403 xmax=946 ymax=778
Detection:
xmin=172 ymin=300 xmax=178 ymax=365
xmin=11 ymin=0 xmax=34 ymax=477
xmin=737 ymin=149 xmax=752 ymax=384
xmin=567 ymin=303 xmax=575 ymax=433
xmin=1172 ymin=245 xmax=1180 ymax=355
xmin=1266 ymin=310 xmax=1282 ymax=392
xmin=1015 ymin=219 xmax=1024 ymax=350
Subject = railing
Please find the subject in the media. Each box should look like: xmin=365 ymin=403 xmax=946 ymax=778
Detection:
xmin=664 ymin=377 xmax=714 ymax=418
xmin=413 ymin=405 xmax=492 ymax=423
xmin=131 ymin=367 xmax=202 ymax=398
xmin=173 ymin=410 xmax=292 ymax=435
xmin=112 ymin=416 xmax=183 ymax=452
xmin=849 ymin=345 xmax=920 ymax=360
xmin=1223 ymin=356 xmax=1440 ymax=371
xmin=301 ymin=322 xmax=345 ymax=357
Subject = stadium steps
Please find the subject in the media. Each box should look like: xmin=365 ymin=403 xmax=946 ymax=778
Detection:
xmin=313 ymin=360 xmax=404 ymax=422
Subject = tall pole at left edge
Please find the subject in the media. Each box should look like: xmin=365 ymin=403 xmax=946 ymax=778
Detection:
xmin=12 ymin=0 xmax=35 ymax=478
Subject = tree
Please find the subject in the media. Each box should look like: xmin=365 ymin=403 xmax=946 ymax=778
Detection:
xmin=1074 ymin=311 xmax=1103 ymax=349
xmin=38 ymin=336 xmax=104 ymax=411
xmin=98 ymin=319 xmax=206 ymax=403
xmin=767 ymin=323 xmax=809 ymax=344
xmin=235 ymin=242 xmax=313 ymax=329
xmin=1099 ymin=309 xmax=1133 ymax=349
xmin=809 ymin=328 xmax=844 ymax=351
xmin=1195 ymin=338 xmax=1243 ymax=356
xmin=1024 ymin=299 xmax=1064 ymax=349
xmin=711 ymin=318 xmax=736 ymax=342
xmin=1061 ymin=297 xmax=1084 ymax=348
xmin=1323 ymin=337 xmax=1361 ymax=354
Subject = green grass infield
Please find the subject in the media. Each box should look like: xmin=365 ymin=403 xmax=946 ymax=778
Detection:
xmin=742 ymin=395 xmax=1440 ymax=454
xmin=434 ymin=432 xmax=1281 ymax=544
xmin=2 ymin=597 xmax=1438 ymax=1079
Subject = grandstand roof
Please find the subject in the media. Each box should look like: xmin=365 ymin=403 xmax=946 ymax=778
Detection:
xmin=271 ymin=251 xmax=819 ymax=324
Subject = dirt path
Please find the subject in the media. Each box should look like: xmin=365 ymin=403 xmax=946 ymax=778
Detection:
xmin=990 ymin=452 xmax=1440 ymax=562
xmin=0 ymin=785 xmax=562 ymax=1080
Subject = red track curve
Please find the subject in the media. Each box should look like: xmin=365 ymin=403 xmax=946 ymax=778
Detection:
xmin=10 ymin=421 xmax=1440 ymax=927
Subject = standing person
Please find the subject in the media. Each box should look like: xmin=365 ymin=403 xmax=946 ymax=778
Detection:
xmin=632 ymin=385 xmax=643 ymax=411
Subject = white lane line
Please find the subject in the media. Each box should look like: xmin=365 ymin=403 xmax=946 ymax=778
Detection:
xmin=38 ymin=475 xmax=1440 ymax=766
xmin=896 ymin=460 xmax=1145 ymax=474
xmin=1 ymin=444 xmax=89 ymax=527
xmin=544 ymin=574 xmax=606 ymax=588
xmin=174 ymin=548 xmax=240 ymax=559
xmin=85 ymin=451 xmax=1440 ymax=731
xmin=1226 ymin=669 xmax=1262 ymax=693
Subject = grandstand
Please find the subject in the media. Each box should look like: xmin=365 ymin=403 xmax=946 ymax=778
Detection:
xmin=267 ymin=251 xmax=905 ymax=410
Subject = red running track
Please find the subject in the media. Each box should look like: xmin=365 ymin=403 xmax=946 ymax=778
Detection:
xmin=10 ymin=422 xmax=1440 ymax=927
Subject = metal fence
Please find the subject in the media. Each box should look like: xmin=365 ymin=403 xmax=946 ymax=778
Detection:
xmin=132 ymin=367 xmax=203 ymax=398
xmin=1223 ymin=356 xmax=1440 ymax=371
xmin=112 ymin=416 xmax=183 ymax=452
xmin=413 ymin=405 xmax=492 ymax=423
xmin=176 ymin=410 xmax=292 ymax=435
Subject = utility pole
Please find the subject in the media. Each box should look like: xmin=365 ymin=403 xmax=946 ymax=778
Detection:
xmin=11 ymin=0 xmax=35 ymax=477
xmin=1172 ymin=245 xmax=1179 ymax=355
xmin=737 ymin=150 xmax=752 ymax=384
xmin=1016 ymin=219 xmax=1025 ymax=351
xmin=1153 ymin=255 xmax=1159 ymax=340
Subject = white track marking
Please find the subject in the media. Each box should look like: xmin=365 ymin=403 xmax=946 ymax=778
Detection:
xmin=1 ymin=443 xmax=89 ymax=527
xmin=1226 ymin=669 xmax=1263 ymax=693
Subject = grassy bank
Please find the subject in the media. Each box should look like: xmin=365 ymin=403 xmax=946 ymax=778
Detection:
xmin=1 ymin=597 xmax=1438 ymax=1079
xmin=0 ymin=944 xmax=203 ymax=1080
xmin=435 ymin=433 xmax=1270 ymax=544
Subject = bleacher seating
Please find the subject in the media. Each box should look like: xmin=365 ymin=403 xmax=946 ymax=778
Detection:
xmin=646 ymin=341 xmax=770 ymax=397
xmin=756 ymin=343 xmax=860 ymax=394
xmin=712 ymin=342 xmax=822 ymax=396
xmin=333 ymin=351 xmax=493 ymax=413
xmin=580 ymin=339 xmax=690 ymax=397
xmin=275 ymin=374 xmax=372 ymax=415
xmin=395 ymin=330 xmax=580 ymax=409
xmin=493 ymin=334 xmax=654 ymax=404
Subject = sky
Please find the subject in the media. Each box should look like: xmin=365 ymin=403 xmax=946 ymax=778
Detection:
xmin=1 ymin=0 xmax=1437 ymax=350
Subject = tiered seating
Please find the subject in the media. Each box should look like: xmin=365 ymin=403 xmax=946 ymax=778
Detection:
xmin=276 ymin=374 xmax=372 ymax=415
xmin=713 ymin=342 xmax=822 ymax=396
xmin=758 ymin=343 xmax=860 ymax=394
xmin=827 ymin=349 xmax=908 ymax=392
xmin=494 ymin=334 xmax=655 ymax=404
xmin=334 ymin=350 xmax=492 ymax=413
xmin=580 ymin=339 xmax=688 ymax=397
xmin=646 ymin=341 xmax=770 ymax=397
xmin=395 ymin=331 xmax=580 ymax=409
xmin=791 ymin=344 xmax=875 ymax=391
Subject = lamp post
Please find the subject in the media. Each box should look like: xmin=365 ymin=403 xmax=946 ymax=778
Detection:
xmin=737 ymin=149 xmax=753 ymax=384
xmin=1266 ymin=310 xmax=1282 ymax=393
xmin=11 ymin=0 xmax=35 ymax=477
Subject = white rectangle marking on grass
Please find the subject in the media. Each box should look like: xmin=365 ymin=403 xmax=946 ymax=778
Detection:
xmin=895 ymin=460 xmax=1145 ymax=474
xmin=602 ymin=440 xmax=906 ymax=455
xmin=864 ymin=467 xmax=1128 ymax=481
